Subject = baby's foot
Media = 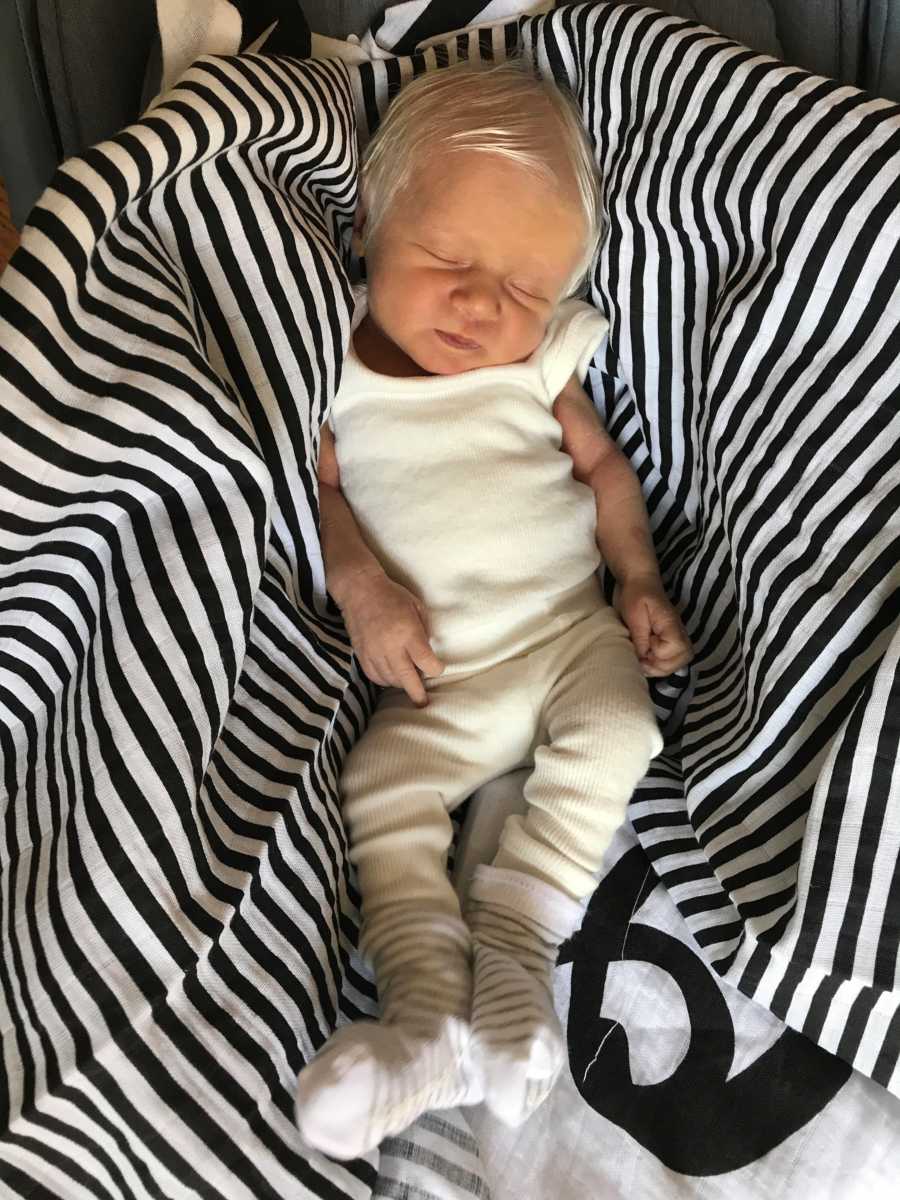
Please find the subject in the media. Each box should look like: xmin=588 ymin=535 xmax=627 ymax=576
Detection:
xmin=466 ymin=866 xmax=585 ymax=1126
xmin=296 ymin=1016 xmax=483 ymax=1159
xmin=469 ymin=939 xmax=565 ymax=1126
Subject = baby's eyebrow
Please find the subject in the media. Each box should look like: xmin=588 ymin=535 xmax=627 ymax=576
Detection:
xmin=514 ymin=255 xmax=555 ymax=276
xmin=417 ymin=218 xmax=453 ymax=237
xmin=418 ymin=225 xmax=460 ymax=249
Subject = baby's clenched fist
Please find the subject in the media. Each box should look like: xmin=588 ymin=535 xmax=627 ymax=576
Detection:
xmin=338 ymin=569 xmax=444 ymax=707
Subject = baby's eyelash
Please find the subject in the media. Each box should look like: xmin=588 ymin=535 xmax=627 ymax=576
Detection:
xmin=511 ymin=283 xmax=546 ymax=302
xmin=420 ymin=248 xmax=546 ymax=301
xmin=422 ymin=247 xmax=464 ymax=266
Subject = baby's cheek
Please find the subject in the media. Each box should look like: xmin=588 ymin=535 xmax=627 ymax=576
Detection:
xmin=516 ymin=311 xmax=550 ymax=359
xmin=399 ymin=271 xmax=441 ymax=319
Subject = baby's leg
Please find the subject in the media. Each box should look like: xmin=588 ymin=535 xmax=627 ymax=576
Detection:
xmin=297 ymin=670 xmax=534 ymax=1158
xmin=467 ymin=610 xmax=663 ymax=1126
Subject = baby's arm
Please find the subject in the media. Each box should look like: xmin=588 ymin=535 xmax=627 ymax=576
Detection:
xmin=553 ymin=375 xmax=692 ymax=677
xmin=318 ymin=424 xmax=443 ymax=706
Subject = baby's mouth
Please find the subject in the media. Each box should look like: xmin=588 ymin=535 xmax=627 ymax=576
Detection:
xmin=435 ymin=329 xmax=482 ymax=351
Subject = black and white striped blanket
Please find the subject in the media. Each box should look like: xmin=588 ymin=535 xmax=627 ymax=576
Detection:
xmin=2 ymin=4 xmax=899 ymax=1197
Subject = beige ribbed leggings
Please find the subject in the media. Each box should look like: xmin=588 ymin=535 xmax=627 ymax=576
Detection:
xmin=343 ymin=605 xmax=663 ymax=918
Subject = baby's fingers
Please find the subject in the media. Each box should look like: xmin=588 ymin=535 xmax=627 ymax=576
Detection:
xmin=641 ymin=632 xmax=692 ymax=677
xmin=412 ymin=596 xmax=432 ymax=636
xmin=657 ymin=623 xmax=693 ymax=668
xmin=640 ymin=656 xmax=671 ymax=678
xmin=360 ymin=655 xmax=388 ymax=687
xmin=394 ymin=655 xmax=429 ymax=708
xmin=409 ymin=636 xmax=445 ymax=680
xmin=625 ymin=605 xmax=653 ymax=661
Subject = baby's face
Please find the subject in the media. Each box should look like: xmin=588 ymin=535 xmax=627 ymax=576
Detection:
xmin=359 ymin=151 xmax=587 ymax=375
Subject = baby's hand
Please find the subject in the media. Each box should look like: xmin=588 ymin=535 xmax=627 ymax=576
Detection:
xmin=613 ymin=576 xmax=693 ymax=678
xmin=339 ymin=569 xmax=444 ymax=707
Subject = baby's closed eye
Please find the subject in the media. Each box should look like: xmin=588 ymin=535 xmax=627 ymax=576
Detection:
xmin=419 ymin=246 xmax=467 ymax=267
xmin=509 ymin=281 xmax=547 ymax=302
xmin=419 ymin=245 xmax=546 ymax=299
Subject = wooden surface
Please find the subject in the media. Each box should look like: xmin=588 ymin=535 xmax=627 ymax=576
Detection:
xmin=0 ymin=181 xmax=20 ymax=276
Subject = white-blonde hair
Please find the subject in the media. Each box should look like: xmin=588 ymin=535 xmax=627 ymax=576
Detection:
xmin=359 ymin=59 xmax=603 ymax=298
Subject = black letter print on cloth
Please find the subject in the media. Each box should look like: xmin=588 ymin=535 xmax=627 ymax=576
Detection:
xmin=560 ymin=846 xmax=851 ymax=1176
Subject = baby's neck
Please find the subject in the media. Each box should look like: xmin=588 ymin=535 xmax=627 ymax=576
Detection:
xmin=353 ymin=316 xmax=433 ymax=378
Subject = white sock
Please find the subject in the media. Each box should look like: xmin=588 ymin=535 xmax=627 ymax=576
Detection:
xmin=296 ymin=1014 xmax=480 ymax=1159
xmin=466 ymin=866 xmax=585 ymax=1127
xmin=296 ymin=910 xmax=482 ymax=1159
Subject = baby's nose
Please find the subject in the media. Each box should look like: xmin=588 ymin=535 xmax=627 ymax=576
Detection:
xmin=450 ymin=273 xmax=501 ymax=321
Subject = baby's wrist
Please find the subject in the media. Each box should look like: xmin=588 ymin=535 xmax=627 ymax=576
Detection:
xmin=617 ymin=566 xmax=663 ymax=591
xmin=328 ymin=561 xmax=386 ymax=609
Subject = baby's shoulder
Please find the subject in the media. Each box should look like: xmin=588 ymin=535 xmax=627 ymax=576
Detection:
xmin=538 ymin=299 xmax=610 ymax=400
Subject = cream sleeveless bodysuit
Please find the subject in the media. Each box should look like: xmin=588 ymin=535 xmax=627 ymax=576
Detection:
xmin=329 ymin=287 xmax=611 ymax=677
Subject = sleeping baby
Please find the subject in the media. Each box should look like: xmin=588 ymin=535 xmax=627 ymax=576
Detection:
xmin=296 ymin=59 xmax=692 ymax=1159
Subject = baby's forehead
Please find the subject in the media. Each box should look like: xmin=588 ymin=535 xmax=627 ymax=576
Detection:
xmin=415 ymin=181 xmax=581 ymax=238
xmin=408 ymin=153 xmax=580 ymax=217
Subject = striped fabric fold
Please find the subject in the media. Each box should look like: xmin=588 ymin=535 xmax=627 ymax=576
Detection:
xmin=1 ymin=53 xmax=378 ymax=1200
xmin=528 ymin=2 xmax=900 ymax=1091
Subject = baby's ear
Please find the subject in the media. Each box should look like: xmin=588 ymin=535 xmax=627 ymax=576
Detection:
xmin=351 ymin=197 xmax=368 ymax=256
